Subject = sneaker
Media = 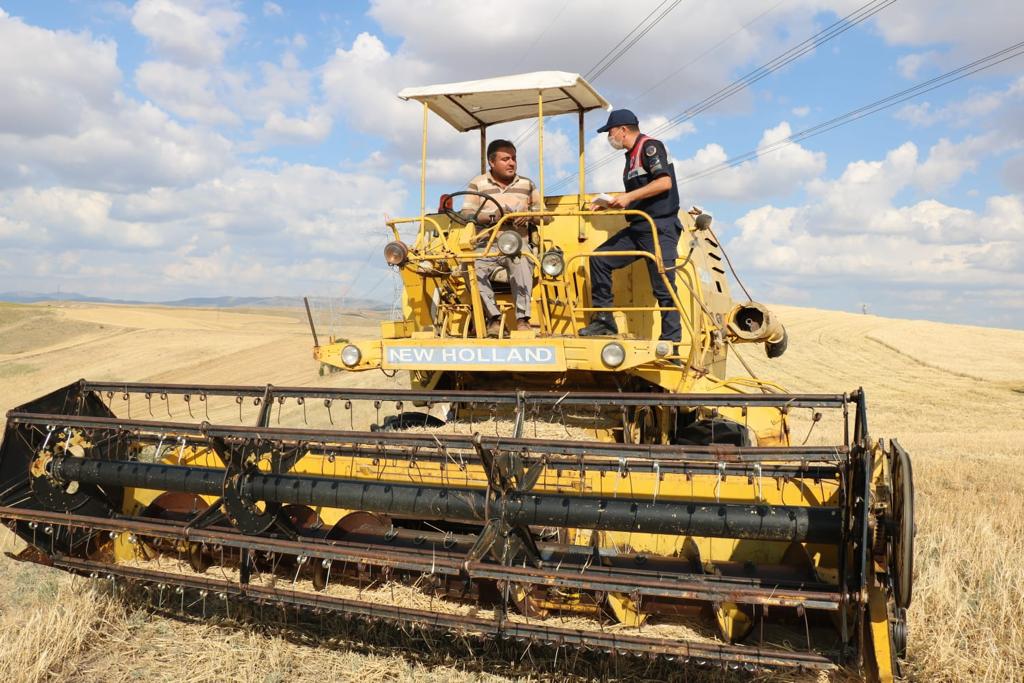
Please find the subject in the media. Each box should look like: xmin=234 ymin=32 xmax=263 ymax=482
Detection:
xmin=578 ymin=312 xmax=618 ymax=337
xmin=486 ymin=317 xmax=502 ymax=338
xmin=516 ymin=318 xmax=534 ymax=331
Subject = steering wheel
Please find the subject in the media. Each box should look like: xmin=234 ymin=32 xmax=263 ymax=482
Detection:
xmin=442 ymin=190 xmax=505 ymax=227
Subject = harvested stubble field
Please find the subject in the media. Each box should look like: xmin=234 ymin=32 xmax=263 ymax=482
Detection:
xmin=0 ymin=301 xmax=1021 ymax=682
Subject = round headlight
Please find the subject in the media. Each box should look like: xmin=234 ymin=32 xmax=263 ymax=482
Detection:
xmin=600 ymin=342 xmax=626 ymax=368
xmin=383 ymin=240 xmax=409 ymax=266
xmin=496 ymin=230 xmax=523 ymax=256
xmin=655 ymin=341 xmax=672 ymax=357
xmin=540 ymin=249 xmax=565 ymax=277
xmin=694 ymin=213 xmax=713 ymax=231
xmin=340 ymin=344 xmax=362 ymax=367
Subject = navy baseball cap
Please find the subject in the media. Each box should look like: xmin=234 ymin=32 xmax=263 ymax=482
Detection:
xmin=596 ymin=109 xmax=639 ymax=133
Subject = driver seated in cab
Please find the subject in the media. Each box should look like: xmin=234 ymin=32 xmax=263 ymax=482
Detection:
xmin=461 ymin=139 xmax=547 ymax=338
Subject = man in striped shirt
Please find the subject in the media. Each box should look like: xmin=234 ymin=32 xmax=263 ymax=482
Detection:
xmin=462 ymin=139 xmax=546 ymax=337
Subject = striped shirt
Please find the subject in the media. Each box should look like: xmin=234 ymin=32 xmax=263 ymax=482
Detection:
xmin=462 ymin=173 xmax=544 ymax=224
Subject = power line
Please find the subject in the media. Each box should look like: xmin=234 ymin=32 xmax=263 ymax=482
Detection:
xmin=675 ymin=40 xmax=1024 ymax=186
xmin=632 ymin=0 xmax=788 ymax=103
xmin=585 ymin=0 xmax=683 ymax=82
xmin=512 ymin=0 xmax=683 ymax=147
xmin=549 ymin=0 xmax=898 ymax=193
xmin=510 ymin=0 xmax=571 ymax=71
xmin=341 ymin=231 xmax=389 ymax=307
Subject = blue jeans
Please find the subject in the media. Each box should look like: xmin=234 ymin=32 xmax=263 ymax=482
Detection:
xmin=589 ymin=216 xmax=682 ymax=342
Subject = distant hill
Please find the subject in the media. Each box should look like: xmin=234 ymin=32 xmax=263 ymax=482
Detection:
xmin=0 ymin=291 xmax=390 ymax=311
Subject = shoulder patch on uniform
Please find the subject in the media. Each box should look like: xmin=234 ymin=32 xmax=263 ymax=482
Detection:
xmin=645 ymin=145 xmax=658 ymax=156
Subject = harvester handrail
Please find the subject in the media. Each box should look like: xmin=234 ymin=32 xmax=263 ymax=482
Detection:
xmin=74 ymin=380 xmax=852 ymax=408
xmin=7 ymin=410 xmax=851 ymax=464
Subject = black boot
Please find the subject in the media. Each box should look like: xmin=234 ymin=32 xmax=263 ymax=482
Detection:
xmin=579 ymin=312 xmax=618 ymax=337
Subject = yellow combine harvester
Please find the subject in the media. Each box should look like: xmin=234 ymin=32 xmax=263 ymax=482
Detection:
xmin=1 ymin=73 xmax=913 ymax=681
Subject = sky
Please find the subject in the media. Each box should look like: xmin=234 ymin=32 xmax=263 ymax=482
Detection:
xmin=0 ymin=0 xmax=1021 ymax=328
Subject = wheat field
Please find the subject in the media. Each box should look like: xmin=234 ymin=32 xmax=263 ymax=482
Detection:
xmin=0 ymin=301 xmax=1022 ymax=682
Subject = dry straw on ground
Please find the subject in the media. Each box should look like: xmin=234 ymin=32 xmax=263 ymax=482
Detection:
xmin=0 ymin=302 xmax=1022 ymax=682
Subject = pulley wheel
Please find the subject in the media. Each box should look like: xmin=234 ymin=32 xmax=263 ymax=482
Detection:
xmin=141 ymin=493 xmax=212 ymax=571
xmin=890 ymin=442 xmax=914 ymax=609
xmin=222 ymin=467 xmax=281 ymax=535
xmin=313 ymin=512 xmax=390 ymax=591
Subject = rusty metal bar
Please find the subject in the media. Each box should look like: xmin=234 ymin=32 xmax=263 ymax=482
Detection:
xmin=51 ymin=555 xmax=838 ymax=670
xmin=0 ymin=506 xmax=843 ymax=610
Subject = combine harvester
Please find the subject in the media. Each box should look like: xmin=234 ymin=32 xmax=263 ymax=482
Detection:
xmin=0 ymin=73 xmax=913 ymax=681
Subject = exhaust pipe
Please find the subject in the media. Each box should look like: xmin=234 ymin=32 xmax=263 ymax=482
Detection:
xmin=727 ymin=302 xmax=788 ymax=359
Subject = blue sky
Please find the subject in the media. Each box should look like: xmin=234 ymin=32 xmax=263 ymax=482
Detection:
xmin=0 ymin=1 xmax=1021 ymax=327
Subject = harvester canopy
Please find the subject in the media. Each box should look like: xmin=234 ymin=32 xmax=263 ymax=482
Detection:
xmin=0 ymin=72 xmax=914 ymax=683
xmin=398 ymin=70 xmax=609 ymax=131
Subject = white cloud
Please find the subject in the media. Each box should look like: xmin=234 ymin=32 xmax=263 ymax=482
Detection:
xmin=895 ymin=76 xmax=1024 ymax=128
xmin=260 ymin=107 xmax=333 ymax=144
xmin=135 ymin=60 xmax=240 ymax=125
xmin=0 ymin=12 xmax=121 ymax=137
xmin=2 ymin=163 xmax=409 ymax=298
xmin=0 ymin=98 xmax=232 ymax=192
xmin=673 ymin=121 xmax=826 ymax=203
xmin=725 ymin=139 xmax=1024 ymax=298
xmin=131 ymin=0 xmax=245 ymax=67
xmin=0 ymin=186 xmax=161 ymax=249
xmin=791 ymin=106 xmax=810 ymax=117
xmin=322 ymin=32 xmax=435 ymax=145
xmin=263 ymin=2 xmax=283 ymax=17
xmin=915 ymin=134 xmax=995 ymax=192
xmin=0 ymin=14 xmax=232 ymax=192
xmin=366 ymin=0 xmax=828 ymax=113
xmin=896 ymin=50 xmax=940 ymax=79
xmin=239 ymin=52 xmax=315 ymax=120
xmin=873 ymin=0 xmax=1023 ymax=66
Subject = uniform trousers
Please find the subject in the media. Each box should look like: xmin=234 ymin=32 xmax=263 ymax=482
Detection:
xmin=588 ymin=215 xmax=682 ymax=342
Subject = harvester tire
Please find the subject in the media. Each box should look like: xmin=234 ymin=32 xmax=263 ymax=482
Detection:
xmin=891 ymin=441 xmax=914 ymax=610
xmin=673 ymin=417 xmax=752 ymax=447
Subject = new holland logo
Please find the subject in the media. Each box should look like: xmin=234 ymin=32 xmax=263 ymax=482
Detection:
xmin=386 ymin=345 xmax=557 ymax=366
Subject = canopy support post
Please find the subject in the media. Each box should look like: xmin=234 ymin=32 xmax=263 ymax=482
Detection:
xmin=420 ymin=101 xmax=428 ymax=223
xmin=578 ymin=108 xmax=586 ymax=241
xmin=480 ymin=127 xmax=487 ymax=174
xmin=537 ymin=92 xmax=544 ymax=200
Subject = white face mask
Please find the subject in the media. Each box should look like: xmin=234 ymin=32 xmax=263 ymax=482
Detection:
xmin=607 ymin=132 xmax=626 ymax=150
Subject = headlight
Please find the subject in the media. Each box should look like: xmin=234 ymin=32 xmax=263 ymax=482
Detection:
xmin=540 ymin=248 xmax=564 ymax=277
xmin=600 ymin=342 xmax=626 ymax=368
xmin=383 ymin=240 xmax=409 ymax=266
xmin=496 ymin=230 xmax=523 ymax=256
xmin=655 ymin=341 xmax=672 ymax=357
xmin=694 ymin=213 xmax=713 ymax=231
xmin=340 ymin=344 xmax=362 ymax=367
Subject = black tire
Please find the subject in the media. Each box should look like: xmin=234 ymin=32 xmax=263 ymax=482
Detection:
xmin=372 ymin=412 xmax=447 ymax=432
xmin=673 ymin=416 xmax=752 ymax=446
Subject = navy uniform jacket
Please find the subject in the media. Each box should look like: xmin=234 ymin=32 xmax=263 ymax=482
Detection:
xmin=622 ymin=135 xmax=680 ymax=222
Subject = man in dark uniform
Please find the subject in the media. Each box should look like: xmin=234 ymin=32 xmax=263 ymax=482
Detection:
xmin=579 ymin=109 xmax=682 ymax=342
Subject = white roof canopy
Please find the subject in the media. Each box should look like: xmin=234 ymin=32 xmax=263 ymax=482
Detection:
xmin=398 ymin=71 xmax=610 ymax=132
